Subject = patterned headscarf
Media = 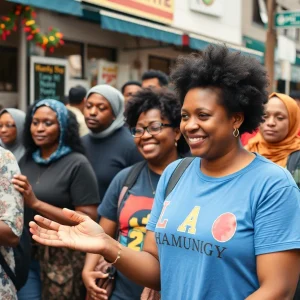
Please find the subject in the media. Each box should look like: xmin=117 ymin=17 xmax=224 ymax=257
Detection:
xmin=32 ymin=99 xmax=72 ymax=164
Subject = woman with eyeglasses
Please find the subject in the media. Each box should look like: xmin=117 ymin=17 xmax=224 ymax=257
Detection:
xmin=0 ymin=109 xmax=26 ymax=161
xmin=82 ymin=88 xmax=189 ymax=300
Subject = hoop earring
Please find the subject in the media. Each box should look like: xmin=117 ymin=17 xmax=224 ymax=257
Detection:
xmin=233 ymin=128 xmax=239 ymax=138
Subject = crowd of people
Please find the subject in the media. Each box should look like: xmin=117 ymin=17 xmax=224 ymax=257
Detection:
xmin=0 ymin=45 xmax=300 ymax=300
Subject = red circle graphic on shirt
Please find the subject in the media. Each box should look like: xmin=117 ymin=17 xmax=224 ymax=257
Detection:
xmin=211 ymin=212 xmax=237 ymax=243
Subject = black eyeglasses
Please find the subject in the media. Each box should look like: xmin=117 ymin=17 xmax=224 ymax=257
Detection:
xmin=131 ymin=122 xmax=174 ymax=138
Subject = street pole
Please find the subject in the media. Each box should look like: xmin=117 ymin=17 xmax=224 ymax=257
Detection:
xmin=265 ymin=0 xmax=276 ymax=93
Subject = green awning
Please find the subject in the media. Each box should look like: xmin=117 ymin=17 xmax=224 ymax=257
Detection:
xmin=6 ymin=0 xmax=83 ymax=16
xmin=100 ymin=10 xmax=184 ymax=46
xmin=189 ymin=34 xmax=264 ymax=63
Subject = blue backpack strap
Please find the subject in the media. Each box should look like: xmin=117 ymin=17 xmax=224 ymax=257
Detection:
xmin=165 ymin=157 xmax=195 ymax=199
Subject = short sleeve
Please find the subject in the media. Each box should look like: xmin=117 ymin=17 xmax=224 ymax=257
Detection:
xmin=254 ymin=185 xmax=300 ymax=255
xmin=70 ymin=159 xmax=100 ymax=206
xmin=147 ymin=161 xmax=180 ymax=231
xmin=0 ymin=150 xmax=24 ymax=237
xmin=98 ymin=167 xmax=131 ymax=222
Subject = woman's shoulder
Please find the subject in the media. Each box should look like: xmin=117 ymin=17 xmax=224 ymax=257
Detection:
xmin=60 ymin=152 xmax=90 ymax=165
xmin=253 ymin=154 xmax=297 ymax=187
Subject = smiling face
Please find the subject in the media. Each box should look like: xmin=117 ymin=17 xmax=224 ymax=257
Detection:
xmin=30 ymin=106 xmax=60 ymax=148
xmin=134 ymin=109 xmax=180 ymax=164
xmin=180 ymin=87 xmax=241 ymax=160
xmin=260 ymin=97 xmax=289 ymax=143
xmin=0 ymin=112 xmax=17 ymax=145
xmin=84 ymin=93 xmax=115 ymax=133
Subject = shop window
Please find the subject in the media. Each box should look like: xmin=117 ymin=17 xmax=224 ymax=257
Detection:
xmin=46 ymin=40 xmax=84 ymax=79
xmin=87 ymin=45 xmax=117 ymax=62
xmin=0 ymin=46 xmax=17 ymax=92
xmin=253 ymin=0 xmax=267 ymax=26
xmin=148 ymin=56 xmax=175 ymax=75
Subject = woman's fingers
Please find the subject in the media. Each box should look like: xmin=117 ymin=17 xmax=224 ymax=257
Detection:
xmin=31 ymin=234 xmax=64 ymax=247
xmin=29 ymin=221 xmax=58 ymax=236
xmin=62 ymin=208 xmax=90 ymax=223
xmin=33 ymin=215 xmax=61 ymax=231
xmin=92 ymin=271 xmax=109 ymax=279
xmin=13 ymin=184 xmax=25 ymax=193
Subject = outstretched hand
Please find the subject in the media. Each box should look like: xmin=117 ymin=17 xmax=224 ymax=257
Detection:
xmin=29 ymin=208 xmax=108 ymax=254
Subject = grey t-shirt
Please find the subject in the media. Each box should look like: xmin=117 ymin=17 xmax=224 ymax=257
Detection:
xmin=19 ymin=152 xmax=100 ymax=223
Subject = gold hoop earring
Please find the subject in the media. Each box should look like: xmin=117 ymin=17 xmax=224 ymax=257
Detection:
xmin=233 ymin=128 xmax=239 ymax=138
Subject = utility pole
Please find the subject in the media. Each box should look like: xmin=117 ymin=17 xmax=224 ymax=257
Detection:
xmin=265 ymin=0 xmax=276 ymax=93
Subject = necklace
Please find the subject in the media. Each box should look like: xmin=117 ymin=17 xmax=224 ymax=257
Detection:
xmin=147 ymin=167 xmax=156 ymax=195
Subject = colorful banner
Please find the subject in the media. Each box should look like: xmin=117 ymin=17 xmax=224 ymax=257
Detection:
xmin=84 ymin=0 xmax=174 ymax=24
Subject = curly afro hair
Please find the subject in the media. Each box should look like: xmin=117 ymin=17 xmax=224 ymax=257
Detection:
xmin=170 ymin=44 xmax=269 ymax=134
xmin=23 ymin=101 xmax=85 ymax=155
xmin=125 ymin=88 xmax=189 ymax=155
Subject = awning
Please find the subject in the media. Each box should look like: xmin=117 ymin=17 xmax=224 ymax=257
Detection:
xmin=189 ymin=33 xmax=264 ymax=63
xmin=6 ymin=0 xmax=83 ymax=17
xmin=99 ymin=10 xmax=184 ymax=46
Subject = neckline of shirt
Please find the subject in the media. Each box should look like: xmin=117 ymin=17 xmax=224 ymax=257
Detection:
xmin=194 ymin=154 xmax=259 ymax=182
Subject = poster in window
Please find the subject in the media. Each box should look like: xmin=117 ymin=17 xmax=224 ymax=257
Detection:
xmin=30 ymin=56 xmax=68 ymax=104
xmin=88 ymin=59 xmax=118 ymax=88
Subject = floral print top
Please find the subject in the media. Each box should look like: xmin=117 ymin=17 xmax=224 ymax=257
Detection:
xmin=0 ymin=148 xmax=23 ymax=300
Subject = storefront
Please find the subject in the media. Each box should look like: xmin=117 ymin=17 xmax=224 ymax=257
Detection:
xmin=1 ymin=0 xmax=263 ymax=109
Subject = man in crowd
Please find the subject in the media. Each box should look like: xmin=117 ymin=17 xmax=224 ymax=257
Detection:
xmin=66 ymin=85 xmax=89 ymax=136
xmin=121 ymin=81 xmax=141 ymax=104
xmin=141 ymin=69 xmax=169 ymax=89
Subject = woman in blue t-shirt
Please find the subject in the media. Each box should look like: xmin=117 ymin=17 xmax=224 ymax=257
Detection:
xmin=82 ymin=88 xmax=188 ymax=300
xmin=29 ymin=45 xmax=300 ymax=300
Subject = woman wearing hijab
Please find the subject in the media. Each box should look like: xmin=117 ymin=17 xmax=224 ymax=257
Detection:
xmin=82 ymin=84 xmax=143 ymax=199
xmin=0 ymin=108 xmax=26 ymax=161
xmin=12 ymin=99 xmax=100 ymax=300
xmin=246 ymin=92 xmax=300 ymax=186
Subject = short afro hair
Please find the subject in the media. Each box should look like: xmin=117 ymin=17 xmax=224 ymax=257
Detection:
xmin=142 ymin=69 xmax=169 ymax=87
xmin=23 ymin=101 xmax=85 ymax=155
xmin=125 ymin=88 xmax=189 ymax=155
xmin=121 ymin=81 xmax=141 ymax=94
xmin=170 ymin=44 xmax=268 ymax=134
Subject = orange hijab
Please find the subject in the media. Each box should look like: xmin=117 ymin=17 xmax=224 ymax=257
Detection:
xmin=246 ymin=92 xmax=300 ymax=167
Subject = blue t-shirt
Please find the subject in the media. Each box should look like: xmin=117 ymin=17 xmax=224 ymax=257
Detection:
xmin=98 ymin=164 xmax=160 ymax=300
xmin=147 ymin=155 xmax=300 ymax=300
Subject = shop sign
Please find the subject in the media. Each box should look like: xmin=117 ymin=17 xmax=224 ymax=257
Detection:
xmin=190 ymin=0 xmax=224 ymax=17
xmin=275 ymin=11 xmax=300 ymax=28
xmin=84 ymin=0 xmax=174 ymax=24
xmin=30 ymin=56 xmax=68 ymax=104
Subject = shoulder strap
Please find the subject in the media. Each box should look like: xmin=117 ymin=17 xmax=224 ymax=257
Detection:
xmin=117 ymin=161 xmax=147 ymax=209
xmin=165 ymin=157 xmax=195 ymax=199
xmin=287 ymin=151 xmax=300 ymax=175
xmin=0 ymin=251 xmax=17 ymax=287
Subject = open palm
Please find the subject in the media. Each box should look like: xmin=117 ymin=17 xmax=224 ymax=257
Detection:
xmin=29 ymin=208 xmax=108 ymax=254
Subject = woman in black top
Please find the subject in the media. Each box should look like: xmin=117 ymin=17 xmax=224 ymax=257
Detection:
xmin=13 ymin=99 xmax=100 ymax=300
